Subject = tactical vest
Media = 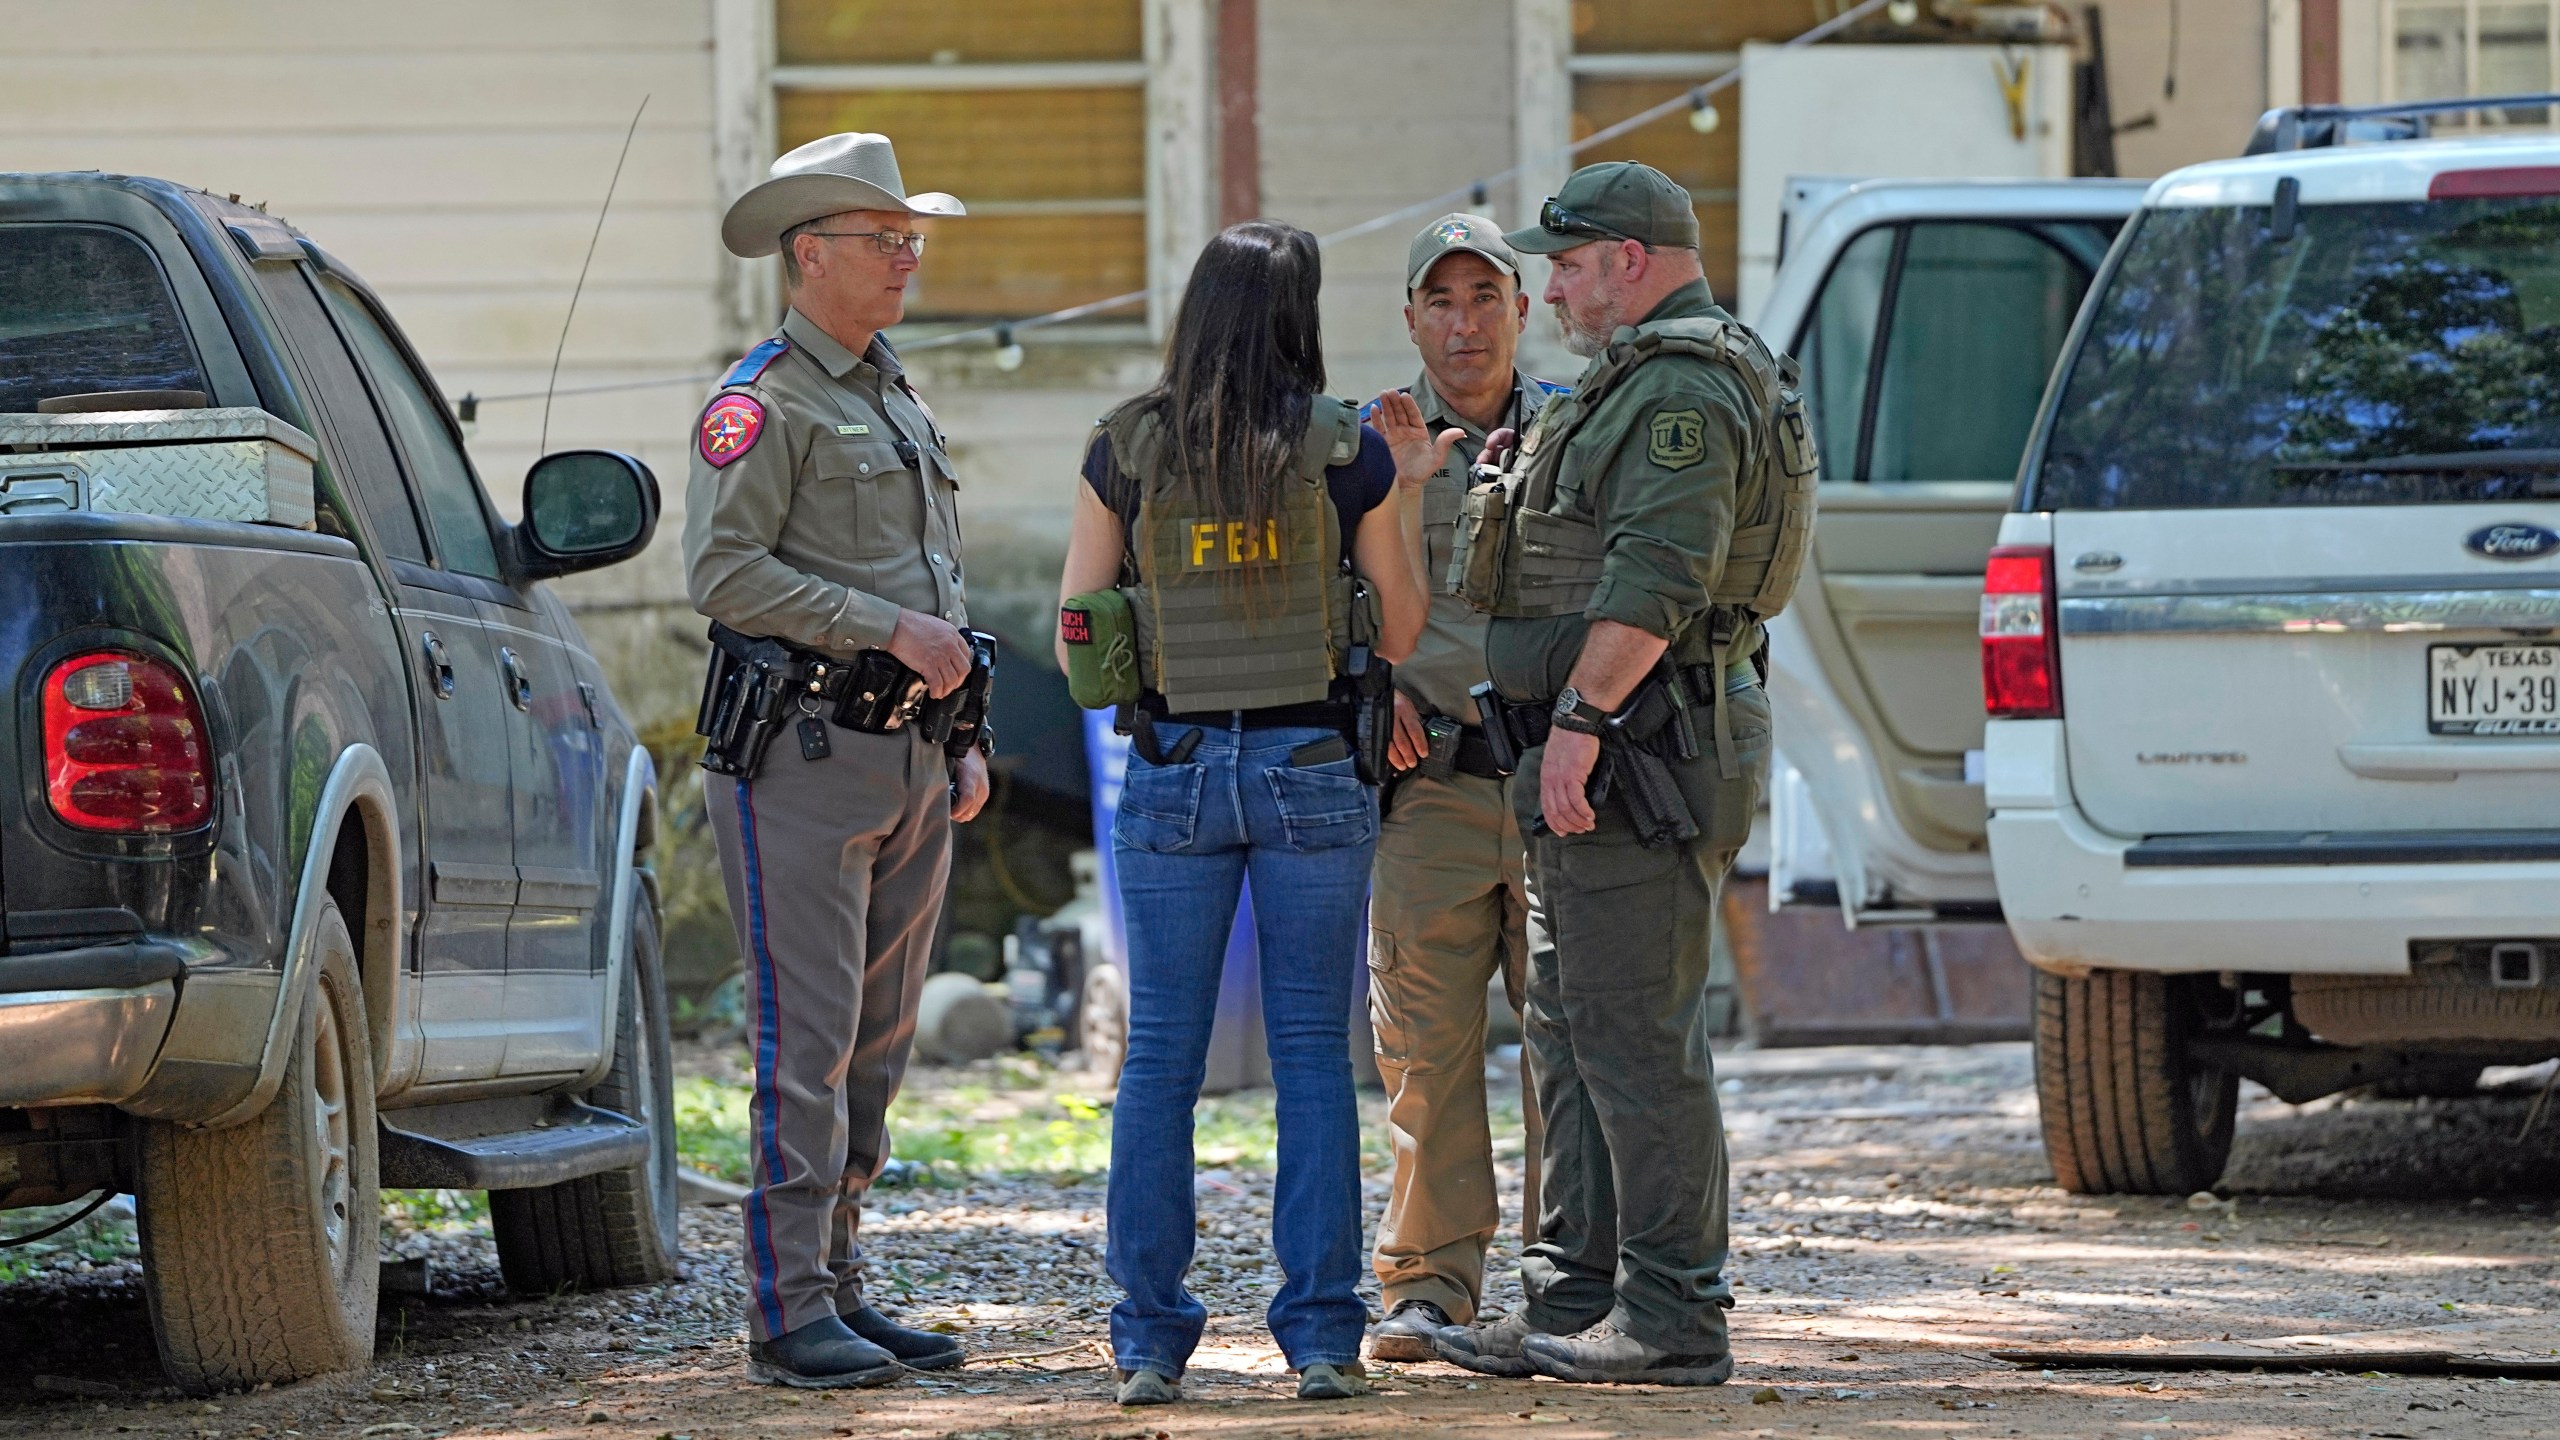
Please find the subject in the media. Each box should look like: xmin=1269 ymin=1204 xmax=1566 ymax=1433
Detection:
xmin=1105 ymin=395 xmax=1366 ymax=712
xmin=1449 ymin=314 xmax=1818 ymax=773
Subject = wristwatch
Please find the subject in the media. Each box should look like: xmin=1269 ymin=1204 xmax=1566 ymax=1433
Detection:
xmin=1551 ymin=686 xmax=1609 ymax=736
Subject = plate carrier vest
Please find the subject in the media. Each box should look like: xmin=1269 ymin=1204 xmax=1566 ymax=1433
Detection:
xmin=1449 ymin=313 xmax=1818 ymax=775
xmin=1104 ymin=394 xmax=1366 ymax=713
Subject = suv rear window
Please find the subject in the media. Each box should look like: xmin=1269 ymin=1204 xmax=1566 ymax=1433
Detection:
xmin=2033 ymin=196 xmax=2560 ymax=509
xmin=0 ymin=225 xmax=207 ymax=413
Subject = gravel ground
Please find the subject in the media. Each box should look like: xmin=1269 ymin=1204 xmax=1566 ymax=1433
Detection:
xmin=3 ymin=1041 xmax=2558 ymax=1439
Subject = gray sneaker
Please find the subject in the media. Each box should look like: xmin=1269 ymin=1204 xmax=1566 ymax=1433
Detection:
xmin=1429 ymin=1309 xmax=1548 ymax=1378
xmin=1367 ymin=1299 xmax=1451 ymax=1362
xmin=1521 ymin=1329 xmax=1733 ymax=1386
xmin=1115 ymin=1368 xmax=1181 ymax=1405
xmin=1296 ymin=1361 xmax=1369 ymax=1400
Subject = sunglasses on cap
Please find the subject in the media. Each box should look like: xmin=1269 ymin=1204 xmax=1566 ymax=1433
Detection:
xmin=1540 ymin=199 xmax=1632 ymax=242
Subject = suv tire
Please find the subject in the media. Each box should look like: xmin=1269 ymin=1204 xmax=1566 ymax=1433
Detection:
xmin=492 ymin=882 xmax=679 ymax=1291
xmin=2034 ymin=968 xmax=2237 ymax=1195
xmin=137 ymin=899 xmax=379 ymax=1394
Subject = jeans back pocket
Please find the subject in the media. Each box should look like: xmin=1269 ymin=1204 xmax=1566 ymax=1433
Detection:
xmin=1116 ymin=756 xmax=1205 ymax=852
xmin=1263 ymin=757 xmax=1376 ymax=852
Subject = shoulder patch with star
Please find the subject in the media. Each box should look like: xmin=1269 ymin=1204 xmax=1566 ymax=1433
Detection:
xmin=699 ymin=393 xmax=766 ymax=468
xmin=1647 ymin=407 xmax=1707 ymax=470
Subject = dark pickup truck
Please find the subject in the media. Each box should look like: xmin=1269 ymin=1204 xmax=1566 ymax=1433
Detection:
xmin=0 ymin=174 xmax=678 ymax=1394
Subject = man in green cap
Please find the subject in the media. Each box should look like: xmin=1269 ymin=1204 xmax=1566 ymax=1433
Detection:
xmin=1360 ymin=214 xmax=1565 ymax=1362
xmin=1430 ymin=161 xmax=1811 ymax=1386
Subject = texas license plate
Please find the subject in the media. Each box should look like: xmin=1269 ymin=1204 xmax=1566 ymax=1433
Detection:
xmin=2430 ymin=643 xmax=2560 ymax=735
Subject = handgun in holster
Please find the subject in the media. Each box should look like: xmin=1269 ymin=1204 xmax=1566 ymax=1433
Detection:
xmin=918 ymin=630 xmax=1000 ymax=761
xmin=1344 ymin=643 xmax=1395 ymax=787
xmin=696 ymin=626 xmax=801 ymax=778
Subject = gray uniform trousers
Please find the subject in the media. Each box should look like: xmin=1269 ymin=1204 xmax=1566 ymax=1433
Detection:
xmin=1508 ymin=681 xmax=1772 ymax=1358
xmin=704 ymin=725 xmax=952 ymax=1341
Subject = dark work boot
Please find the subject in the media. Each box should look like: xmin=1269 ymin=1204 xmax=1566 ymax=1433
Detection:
xmin=1367 ymin=1299 xmax=1451 ymax=1362
xmin=746 ymin=1315 xmax=902 ymax=1389
xmin=842 ymin=1303 xmax=966 ymax=1371
xmin=1429 ymin=1309 xmax=1552 ymax=1378
xmin=1521 ymin=1329 xmax=1732 ymax=1386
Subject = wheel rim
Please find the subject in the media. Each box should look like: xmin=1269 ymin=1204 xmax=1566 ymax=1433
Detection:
xmin=309 ymin=984 xmax=352 ymax=1274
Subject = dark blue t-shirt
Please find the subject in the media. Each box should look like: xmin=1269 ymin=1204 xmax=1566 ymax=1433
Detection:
xmin=1081 ymin=424 xmax=1396 ymax=562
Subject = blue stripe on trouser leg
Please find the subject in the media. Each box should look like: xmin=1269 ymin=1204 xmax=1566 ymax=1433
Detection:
xmin=737 ymin=779 xmax=789 ymax=1339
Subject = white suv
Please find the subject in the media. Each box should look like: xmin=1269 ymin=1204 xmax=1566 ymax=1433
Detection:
xmin=1987 ymin=102 xmax=2560 ymax=1193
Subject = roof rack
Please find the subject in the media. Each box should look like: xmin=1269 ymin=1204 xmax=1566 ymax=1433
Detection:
xmin=2246 ymin=94 xmax=2560 ymax=154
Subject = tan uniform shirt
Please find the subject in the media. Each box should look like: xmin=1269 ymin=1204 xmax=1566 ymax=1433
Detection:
xmin=683 ymin=307 xmax=967 ymax=652
xmin=1385 ymin=369 xmax=1561 ymax=719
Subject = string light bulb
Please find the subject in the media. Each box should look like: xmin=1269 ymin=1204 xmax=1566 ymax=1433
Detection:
xmin=1888 ymin=0 xmax=1918 ymax=23
xmin=1688 ymin=94 xmax=1720 ymax=135
xmin=993 ymin=323 xmax=1024 ymax=373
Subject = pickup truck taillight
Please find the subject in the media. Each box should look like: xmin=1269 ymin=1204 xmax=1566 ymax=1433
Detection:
xmin=1981 ymin=545 xmax=2062 ymax=719
xmin=42 ymin=651 xmax=211 ymax=833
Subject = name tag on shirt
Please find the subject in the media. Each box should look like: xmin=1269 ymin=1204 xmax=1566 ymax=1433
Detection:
xmin=835 ymin=424 xmax=871 ymax=436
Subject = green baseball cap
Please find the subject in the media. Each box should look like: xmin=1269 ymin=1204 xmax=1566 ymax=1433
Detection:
xmin=1406 ymin=213 xmax=1519 ymax=292
xmin=1503 ymin=161 xmax=1701 ymax=255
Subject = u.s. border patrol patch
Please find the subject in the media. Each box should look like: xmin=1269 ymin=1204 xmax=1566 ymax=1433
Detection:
xmin=699 ymin=394 xmax=765 ymax=468
xmin=1648 ymin=407 xmax=1707 ymax=470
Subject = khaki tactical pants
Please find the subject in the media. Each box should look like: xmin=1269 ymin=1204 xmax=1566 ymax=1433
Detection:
xmin=704 ymin=726 xmax=952 ymax=1342
xmin=1367 ymin=768 xmax=1543 ymax=1324
xmin=1510 ymin=682 xmax=1772 ymax=1358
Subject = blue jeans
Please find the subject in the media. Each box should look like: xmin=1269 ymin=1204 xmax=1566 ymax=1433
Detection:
xmin=1105 ymin=722 xmax=1377 ymax=1376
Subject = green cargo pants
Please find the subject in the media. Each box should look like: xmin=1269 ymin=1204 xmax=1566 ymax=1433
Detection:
xmin=1509 ymin=681 xmax=1771 ymax=1358
xmin=1367 ymin=768 xmax=1543 ymax=1324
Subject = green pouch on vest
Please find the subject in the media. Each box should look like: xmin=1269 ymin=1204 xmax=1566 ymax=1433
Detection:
xmin=1060 ymin=589 xmax=1140 ymax=709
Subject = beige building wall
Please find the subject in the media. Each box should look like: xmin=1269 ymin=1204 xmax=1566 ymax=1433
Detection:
xmin=0 ymin=0 xmax=739 ymax=607
xmin=2093 ymin=0 xmax=2270 ymax=177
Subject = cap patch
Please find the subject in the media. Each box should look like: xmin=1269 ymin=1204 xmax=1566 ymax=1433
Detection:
xmin=1434 ymin=218 xmax=1471 ymax=245
xmin=700 ymin=394 xmax=766 ymax=468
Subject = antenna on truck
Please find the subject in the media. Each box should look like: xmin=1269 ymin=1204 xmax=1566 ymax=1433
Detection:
xmin=539 ymin=94 xmax=650 ymax=457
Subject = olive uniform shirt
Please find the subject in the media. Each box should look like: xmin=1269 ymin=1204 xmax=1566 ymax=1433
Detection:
xmin=1486 ymin=279 xmax=1753 ymax=702
xmin=1374 ymin=370 xmax=1562 ymax=720
xmin=682 ymin=306 xmax=968 ymax=649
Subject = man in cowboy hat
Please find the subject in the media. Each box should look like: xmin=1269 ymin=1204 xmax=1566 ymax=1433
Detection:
xmin=685 ymin=131 xmax=990 ymax=1389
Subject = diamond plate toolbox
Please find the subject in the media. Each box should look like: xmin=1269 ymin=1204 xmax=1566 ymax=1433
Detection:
xmin=0 ymin=408 xmax=317 ymax=529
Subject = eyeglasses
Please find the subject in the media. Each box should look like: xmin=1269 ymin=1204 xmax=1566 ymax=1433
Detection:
xmin=1539 ymin=199 xmax=1629 ymax=242
xmin=801 ymin=230 xmax=929 ymax=258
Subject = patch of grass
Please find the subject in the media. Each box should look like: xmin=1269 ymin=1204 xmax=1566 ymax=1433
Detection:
xmin=381 ymin=1188 xmax=489 ymax=1238
xmin=0 ymin=1201 xmax=134 ymax=1283
xmin=671 ymin=1054 xmax=1405 ymax=1189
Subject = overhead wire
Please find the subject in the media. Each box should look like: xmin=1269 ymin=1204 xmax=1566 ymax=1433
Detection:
xmin=467 ymin=0 xmax=1888 ymax=408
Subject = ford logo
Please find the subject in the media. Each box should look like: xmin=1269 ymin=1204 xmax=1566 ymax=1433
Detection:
xmin=2467 ymin=523 xmax=2560 ymax=560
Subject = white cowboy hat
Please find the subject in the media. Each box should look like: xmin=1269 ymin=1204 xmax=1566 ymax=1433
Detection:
xmin=720 ymin=132 xmax=965 ymax=259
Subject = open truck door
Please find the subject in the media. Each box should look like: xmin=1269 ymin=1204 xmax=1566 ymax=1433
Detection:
xmin=1721 ymin=179 xmax=2141 ymax=1045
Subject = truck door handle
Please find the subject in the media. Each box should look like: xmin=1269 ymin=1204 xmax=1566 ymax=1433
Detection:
xmin=498 ymin=647 xmax=533 ymax=711
xmin=420 ymin=631 xmax=456 ymax=700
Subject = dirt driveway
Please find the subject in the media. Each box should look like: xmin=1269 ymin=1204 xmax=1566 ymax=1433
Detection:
xmin=4 ymin=1042 xmax=2558 ymax=1439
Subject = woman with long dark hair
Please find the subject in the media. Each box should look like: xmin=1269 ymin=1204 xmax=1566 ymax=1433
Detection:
xmin=1056 ymin=220 xmax=1455 ymax=1403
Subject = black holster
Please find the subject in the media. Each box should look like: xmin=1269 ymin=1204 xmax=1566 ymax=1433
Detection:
xmin=1345 ymin=644 xmax=1395 ymax=787
xmin=920 ymin=630 xmax=999 ymax=761
xmin=696 ymin=626 xmax=803 ymax=778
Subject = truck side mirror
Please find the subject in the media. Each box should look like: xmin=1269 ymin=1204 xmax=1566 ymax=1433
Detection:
xmin=519 ymin=450 xmax=658 ymax=578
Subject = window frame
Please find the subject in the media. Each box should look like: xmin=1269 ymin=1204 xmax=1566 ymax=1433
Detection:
xmin=307 ymin=269 xmax=517 ymax=595
xmin=1792 ymin=217 xmax=2110 ymax=486
xmin=770 ymin=37 xmax=1148 ymax=325
xmin=2385 ymin=0 xmax=2560 ymax=120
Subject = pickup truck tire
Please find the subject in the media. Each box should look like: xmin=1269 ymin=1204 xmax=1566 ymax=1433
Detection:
xmin=2034 ymin=968 xmax=2236 ymax=1196
xmin=491 ymin=884 xmax=679 ymax=1292
xmin=137 ymin=901 xmax=379 ymax=1394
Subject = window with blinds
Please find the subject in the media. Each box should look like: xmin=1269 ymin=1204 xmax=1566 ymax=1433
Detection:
xmin=774 ymin=0 xmax=1146 ymax=320
xmin=1566 ymin=0 xmax=1817 ymax=302
xmin=2391 ymin=1 xmax=2558 ymax=125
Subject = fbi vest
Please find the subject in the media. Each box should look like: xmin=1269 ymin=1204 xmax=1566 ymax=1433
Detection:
xmin=1104 ymin=394 xmax=1365 ymax=712
xmin=1449 ymin=314 xmax=1818 ymax=772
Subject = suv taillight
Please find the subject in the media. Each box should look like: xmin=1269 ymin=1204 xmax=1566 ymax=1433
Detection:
xmin=42 ymin=651 xmax=211 ymax=832
xmin=1981 ymin=545 xmax=2061 ymax=719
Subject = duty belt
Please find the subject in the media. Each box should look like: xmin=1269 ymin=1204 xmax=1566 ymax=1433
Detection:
xmin=1472 ymin=660 xmax=1757 ymax=772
